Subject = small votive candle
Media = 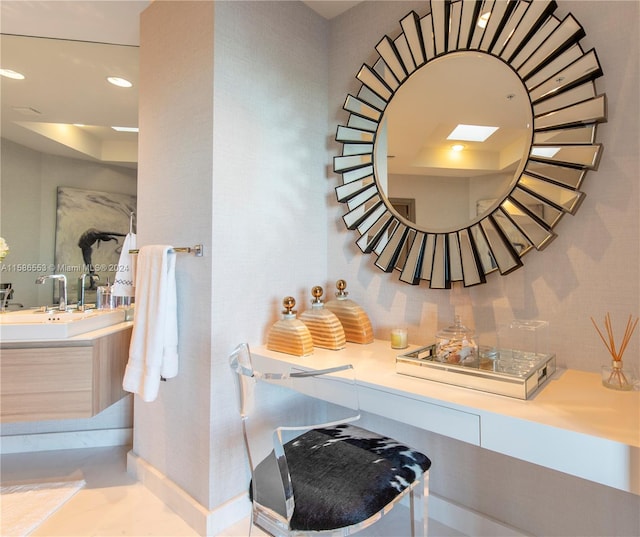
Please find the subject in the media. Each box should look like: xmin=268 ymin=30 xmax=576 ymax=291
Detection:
xmin=391 ymin=327 xmax=408 ymax=349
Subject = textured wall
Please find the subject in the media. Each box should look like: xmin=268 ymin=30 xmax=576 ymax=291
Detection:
xmin=327 ymin=0 xmax=640 ymax=374
xmin=136 ymin=0 xmax=329 ymax=514
xmin=136 ymin=0 xmax=639 ymax=534
xmin=134 ymin=0 xmax=215 ymax=508
xmin=0 ymin=139 xmax=136 ymax=308
xmin=327 ymin=2 xmax=640 ymax=535
xmin=210 ymin=0 xmax=330 ymax=508
xmin=0 ymin=139 xmax=136 ymax=440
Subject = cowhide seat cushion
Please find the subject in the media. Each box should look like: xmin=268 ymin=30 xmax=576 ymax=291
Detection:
xmin=257 ymin=423 xmax=432 ymax=532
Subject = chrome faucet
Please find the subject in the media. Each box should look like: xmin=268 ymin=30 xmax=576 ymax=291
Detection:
xmin=35 ymin=274 xmax=68 ymax=311
xmin=77 ymin=273 xmax=98 ymax=310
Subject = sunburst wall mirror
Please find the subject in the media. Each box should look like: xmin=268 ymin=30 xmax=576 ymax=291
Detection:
xmin=334 ymin=0 xmax=607 ymax=288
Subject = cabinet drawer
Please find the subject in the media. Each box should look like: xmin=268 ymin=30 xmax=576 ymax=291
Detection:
xmin=358 ymin=385 xmax=480 ymax=445
xmin=0 ymin=326 xmax=132 ymax=422
xmin=1 ymin=347 xmax=93 ymax=421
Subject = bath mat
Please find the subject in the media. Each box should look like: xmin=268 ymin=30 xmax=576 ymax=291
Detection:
xmin=1 ymin=480 xmax=85 ymax=536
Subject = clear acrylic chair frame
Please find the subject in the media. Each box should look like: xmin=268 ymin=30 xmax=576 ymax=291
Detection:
xmin=229 ymin=343 xmax=429 ymax=536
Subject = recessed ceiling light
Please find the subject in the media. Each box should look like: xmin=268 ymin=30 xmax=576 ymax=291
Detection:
xmin=451 ymin=144 xmax=465 ymax=152
xmin=107 ymin=76 xmax=133 ymax=88
xmin=447 ymin=124 xmax=499 ymax=142
xmin=0 ymin=68 xmax=25 ymax=80
xmin=111 ymin=126 xmax=139 ymax=133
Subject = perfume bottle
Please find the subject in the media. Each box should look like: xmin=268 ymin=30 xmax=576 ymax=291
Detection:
xmin=299 ymin=286 xmax=346 ymax=350
xmin=325 ymin=279 xmax=374 ymax=344
xmin=267 ymin=296 xmax=314 ymax=356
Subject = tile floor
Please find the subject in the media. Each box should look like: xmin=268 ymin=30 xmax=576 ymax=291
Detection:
xmin=1 ymin=445 xmax=463 ymax=536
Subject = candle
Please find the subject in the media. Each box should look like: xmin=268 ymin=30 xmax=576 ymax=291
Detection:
xmin=391 ymin=328 xmax=408 ymax=349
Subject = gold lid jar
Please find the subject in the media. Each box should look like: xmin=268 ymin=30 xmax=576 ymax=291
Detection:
xmin=435 ymin=315 xmax=478 ymax=366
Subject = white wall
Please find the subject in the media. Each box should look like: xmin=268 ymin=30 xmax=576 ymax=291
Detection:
xmin=133 ymin=0 xmax=215 ymax=510
xmin=130 ymin=0 xmax=639 ymax=535
xmin=210 ymin=0 xmax=329 ymax=509
xmin=328 ymin=1 xmax=640 ymax=535
xmin=327 ymin=0 xmax=640 ymax=374
xmin=133 ymin=1 xmax=329 ymax=528
xmin=0 ymin=139 xmax=136 ymax=443
xmin=0 ymin=139 xmax=137 ymax=307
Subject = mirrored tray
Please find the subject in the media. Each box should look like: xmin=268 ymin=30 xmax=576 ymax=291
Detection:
xmin=396 ymin=345 xmax=556 ymax=399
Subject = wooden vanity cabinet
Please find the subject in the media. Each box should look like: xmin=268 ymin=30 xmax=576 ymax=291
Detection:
xmin=0 ymin=325 xmax=132 ymax=422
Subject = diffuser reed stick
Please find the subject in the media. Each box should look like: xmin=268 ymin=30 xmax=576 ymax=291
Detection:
xmin=590 ymin=313 xmax=638 ymax=388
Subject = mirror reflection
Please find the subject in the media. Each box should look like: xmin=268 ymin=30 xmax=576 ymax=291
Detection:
xmin=0 ymin=34 xmax=138 ymax=307
xmin=376 ymin=52 xmax=532 ymax=232
xmin=334 ymin=0 xmax=607 ymax=288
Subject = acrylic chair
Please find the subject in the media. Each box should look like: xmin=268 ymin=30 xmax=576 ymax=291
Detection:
xmin=229 ymin=343 xmax=431 ymax=536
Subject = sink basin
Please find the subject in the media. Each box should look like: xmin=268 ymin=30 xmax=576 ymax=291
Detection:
xmin=0 ymin=308 xmax=127 ymax=340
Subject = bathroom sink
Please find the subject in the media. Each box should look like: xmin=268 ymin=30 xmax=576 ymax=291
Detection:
xmin=0 ymin=308 xmax=126 ymax=340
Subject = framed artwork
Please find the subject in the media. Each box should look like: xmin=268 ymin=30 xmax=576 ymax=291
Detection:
xmin=54 ymin=187 xmax=136 ymax=304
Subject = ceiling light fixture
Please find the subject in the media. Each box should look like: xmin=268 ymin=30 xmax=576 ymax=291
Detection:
xmin=447 ymin=124 xmax=499 ymax=142
xmin=0 ymin=68 xmax=25 ymax=80
xmin=451 ymin=144 xmax=465 ymax=152
xmin=111 ymin=126 xmax=139 ymax=133
xmin=107 ymin=76 xmax=133 ymax=88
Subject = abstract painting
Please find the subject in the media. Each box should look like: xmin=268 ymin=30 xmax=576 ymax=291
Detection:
xmin=54 ymin=187 xmax=136 ymax=304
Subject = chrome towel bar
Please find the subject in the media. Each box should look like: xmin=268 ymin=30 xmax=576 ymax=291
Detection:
xmin=129 ymin=244 xmax=204 ymax=257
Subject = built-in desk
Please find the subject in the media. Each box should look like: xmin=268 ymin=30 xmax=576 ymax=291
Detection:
xmin=252 ymin=341 xmax=640 ymax=495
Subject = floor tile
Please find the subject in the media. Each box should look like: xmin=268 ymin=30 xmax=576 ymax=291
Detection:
xmin=1 ymin=446 xmax=464 ymax=536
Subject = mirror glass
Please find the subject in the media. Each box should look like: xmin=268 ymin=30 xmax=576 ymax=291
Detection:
xmin=334 ymin=0 xmax=606 ymax=288
xmin=377 ymin=51 xmax=532 ymax=232
xmin=1 ymin=34 xmax=138 ymax=166
xmin=1 ymin=34 xmax=138 ymax=307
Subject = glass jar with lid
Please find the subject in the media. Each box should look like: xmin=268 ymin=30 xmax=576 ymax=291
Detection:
xmin=435 ymin=315 xmax=478 ymax=366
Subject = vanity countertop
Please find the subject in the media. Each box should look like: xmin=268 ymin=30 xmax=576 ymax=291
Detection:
xmin=252 ymin=340 xmax=640 ymax=494
xmin=0 ymin=321 xmax=134 ymax=348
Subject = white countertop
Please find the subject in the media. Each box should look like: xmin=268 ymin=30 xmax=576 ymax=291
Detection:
xmin=0 ymin=321 xmax=134 ymax=348
xmin=252 ymin=340 xmax=640 ymax=494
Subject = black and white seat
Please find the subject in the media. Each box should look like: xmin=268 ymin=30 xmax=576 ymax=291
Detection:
xmin=229 ymin=343 xmax=431 ymax=536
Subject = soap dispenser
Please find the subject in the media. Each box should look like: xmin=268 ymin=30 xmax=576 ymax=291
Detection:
xmin=299 ymin=286 xmax=346 ymax=350
xmin=267 ymin=296 xmax=314 ymax=356
xmin=325 ymin=279 xmax=374 ymax=344
xmin=96 ymin=278 xmax=113 ymax=310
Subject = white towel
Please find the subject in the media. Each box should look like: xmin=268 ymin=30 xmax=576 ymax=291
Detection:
xmin=122 ymin=245 xmax=178 ymax=402
xmin=112 ymin=233 xmax=137 ymax=297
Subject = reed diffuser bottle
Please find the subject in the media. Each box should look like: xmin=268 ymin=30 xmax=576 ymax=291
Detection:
xmin=591 ymin=313 xmax=638 ymax=391
xmin=299 ymin=286 xmax=346 ymax=350
xmin=267 ymin=296 xmax=314 ymax=357
xmin=325 ymin=279 xmax=373 ymax=344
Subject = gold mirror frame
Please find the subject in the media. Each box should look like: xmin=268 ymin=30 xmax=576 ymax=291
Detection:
xmin=334 ymin=0 xmax=606 ymax=288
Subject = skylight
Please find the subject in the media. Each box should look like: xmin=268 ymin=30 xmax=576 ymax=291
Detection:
xmin=447 ymin=124 xmax=499 ymax=142
xmin=531 ymin=147 xmax=561 ymax=158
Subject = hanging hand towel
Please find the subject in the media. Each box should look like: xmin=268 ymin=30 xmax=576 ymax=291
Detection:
xmin=111 ymin=232 xmax=137 ymax=298
xmin=123 ymin=245 xmax=178 ymax=402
